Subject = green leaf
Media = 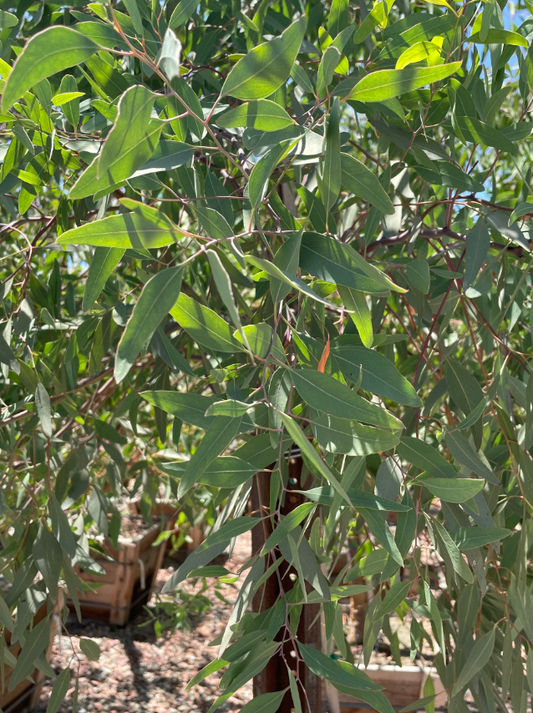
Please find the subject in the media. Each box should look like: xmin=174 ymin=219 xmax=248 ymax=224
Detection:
xmin=237 ymin=690 xmax=287 ymax=712
xmin=464 ymin=220 xmax=490 ymax=290
xmin=397 ymin=436 xmax=459 ymax=479
xmin=332 ymin=345 xmax=422 ymax=407
xmin=83 ymin=247 xmax=124 ymax=310
xmin=215 ymin=100 xmax=295 ymax=131
xmin=399 ymin=695 xmax=439 ymax=713
xmin=319 ymin=97 xmax=341 ymax=219
xmin=261 ymin=503 xmax=316 ymax=555
xmin=421 ymin=477 xmax=484 ymax=503
xmin=362 ymin=509 xmax=403 ymax=565
xmin=455 ymin=115 xmax=517 ymax=155
xmin=246 ymin=254 xmax=338 ymax=309
xmin=233 ymin=323 xmax=286 ymax=363
xmin=161 ymin=456 xmax=258 ymax=488
xmin=115 ymin=265 xmax=183 ymax=383
xmin=317 ymin=46 xmax=343 ymax=98
xmin=0 ymin=10 xmax=17 ymax=28
xmin=271 ymin=231 xmax=303 ymax=304
xmin=71 ymin=86 xmax=161 ymax=199
xmin=249 ymin=142 xmax=289 ymax=214
xmin=298 ymin=643 xmax=382 ymax=691
xmin=122 ymin=0 xmax=144 ymax=34
xmin=338 ymin=288 xmax=373 ymax=347
xmin=453 ymin=527 xmax=511 ymax=550
xmin=206 ymin=250 xmax=245 ymax=339
xmin=205 ymin=400 xmax=251 ymax=418
xmin=340 ymin=154 xmax=395 ymax=215
xmin=396 ymin=41 xmax=443 ymax=70
xmin=427 ymin=515 xmax=473 ymax=583
xmin=346 ymin=63 xmax=461 ymax=103
xmin=300 ymin=233 xmax=405 ymax=294
xmin=309 ymin=411 xmax=402 ymax=456
xmin=445 ymin=431 xmax=498 ymax=484
xmin=373 ymin=580 xmax=411 ymax=619
xmin=50 ymin=494 xmax=76 ymax=558
xmin=9 ymin=617 xmax=51 ymax=691
xmin=457 ymin=583 xmax=481 ymax=647
xmin=80 ymin=638 xmax=101 ymax=662
xmin=35 ymin=382 xmax=52 ymax=438
xmin=142 ymin=391 xmax=218 ymax=429
xmin=160 ymin=29 xmax=182 ymax=82
xmin=162 ymin=517 xmax=258 ymax=592
xmin=58 ymin=206 xmax=185 ymax=249
xmin=406 ymin=259 xmax=430 ymax=294
xmin=0 ymin=333 xmax=19 ymax=374
xmin=132 ymin=141 xmax=194 ymax=177
xmin=46 ymin=667 xmax=71 ymax=713
xmin=290 ymin=367 xmax=403 ymax=429
xmin=178 ymin=416 xmax=243 ymax=497
xmin=195 ymin=206 xmax=233 ymax=241
xmin=169 ymin=0 xmax=197 ymax=28
xmin=446 ymin=358 xmax=484 ymax=428
xmin=170 ymin=293 xmax=243 ymax=354
xmin=451 ymin=627 xmax=495 ymax=695
xmin=277 ymin=411 xmax=353 ymax=509
xmin=187 ymin=658 xmax=229 ymax=689
xmin=2 ymin=27 xmax=98 ymax=111
xmin=469 ymin=29 xmax=528 ymax=47
xmin=221 ymin=17 xmax=307 ymax=100
xmin=303 ymin=486 xmax=411 ymax=512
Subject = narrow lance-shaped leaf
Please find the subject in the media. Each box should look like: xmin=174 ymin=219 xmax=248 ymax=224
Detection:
xmin=277 ymin=410 xmax=354 ymax=509
xmin=71 ymin=86 xmax=161 ymax=199
xmin=319 ymin=97 xmax=341 ymax=222
xmin=338 ymin=287 xmax=373 ymax=347
xmin=373 ymin=580 xmax=411 ymax=620
xmin=340 ymin=154 xmax=395 ymax=215
xmin=445 ymin=431 xmax=499 ymax=485
xmin=249 ymin=142 xmax=290 ymax=216
xmin=83 ymin=247 xmax=125 ymax=311
xmin=206 ymin=250 xmax=247 ymax=345
xmin=261 ymin=503 xmax=316 ymax=555
xmin=2 ymin=27 xmax=98 ymax=111
xmin=46 ymin=667 xmax=71 ymax=713
xmin=58 ymin=209 xmax=186 ymax=250
xmin=170 ymin=293 xmax=244 ymax=353
xmin=451 ymin=627 xmax=496 ymax=695
xmin=289 ymin=367 xmax=403 ymax=429
xmin=35 ymin=382 xmax=52 ymax=438
xmin=464 ymin=219 xmax=490 ymax=290
xmin=178 ymin=416 xmax=243 ymax=497
xmin=346 ymin=63 xmax=461 ymax=103
xmin=215 ymin=100 xmax=295 ymax=131
xmin=115 ymin=266 xmax=183 ymax=383
xmin=9 ymin=617 xmax=51 ymax=691
xmin=221 ymin=17 xmax=307 ymax=100
xmin=421 ymin=477 xmax=484 ymax=503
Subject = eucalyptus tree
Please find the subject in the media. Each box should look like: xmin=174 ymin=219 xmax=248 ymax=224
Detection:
xmin=0 ymin=0 xmax=533 ymax=711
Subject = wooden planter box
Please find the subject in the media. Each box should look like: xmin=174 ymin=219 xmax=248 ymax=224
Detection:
xmin=70 ymin=519 xmax=166 ymax=626
xmin=0 ymin=591 xmax=64 ymax=713
xmin=330 ymin=665 xmax=446 ymax=712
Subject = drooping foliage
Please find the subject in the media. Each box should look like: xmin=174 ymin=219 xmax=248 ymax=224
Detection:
xmin=1 ymin=0 xmax=533 ymax=710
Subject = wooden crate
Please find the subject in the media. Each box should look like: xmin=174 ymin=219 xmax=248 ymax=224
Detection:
xmin=0 ymin=591 xmax=64 ymax=713
xmin=326 ymin=665 xmax=446 ymax=712
xmin=70 ymin=522 xmax=166 ymax=625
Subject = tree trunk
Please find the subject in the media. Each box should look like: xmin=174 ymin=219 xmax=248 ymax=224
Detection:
xmin=251 ymin=453 xmax=322 ymax=712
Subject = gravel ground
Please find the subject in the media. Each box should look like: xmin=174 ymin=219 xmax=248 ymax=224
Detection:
xmin=33 ymin=535 xmax=253 ymax=713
